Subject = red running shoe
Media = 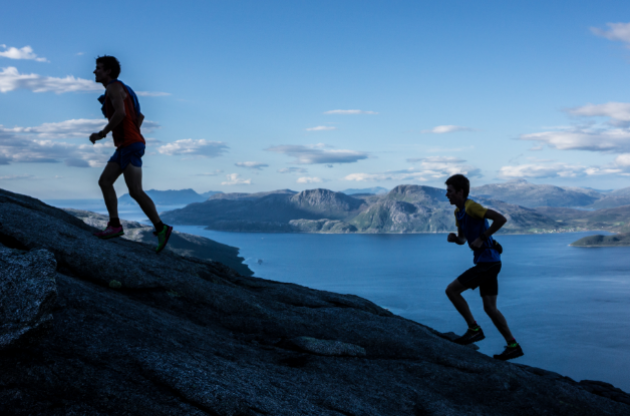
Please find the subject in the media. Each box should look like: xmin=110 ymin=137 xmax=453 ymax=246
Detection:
xmin=94 ymin=223 xmax=124 ymax=240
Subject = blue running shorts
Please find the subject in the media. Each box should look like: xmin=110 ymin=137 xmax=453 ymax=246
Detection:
xmin=108 ymin=142 xmax=145 ymax=170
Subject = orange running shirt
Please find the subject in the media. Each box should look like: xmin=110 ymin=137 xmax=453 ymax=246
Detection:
xmin=104 ymin=81 xmax=146 ymax=148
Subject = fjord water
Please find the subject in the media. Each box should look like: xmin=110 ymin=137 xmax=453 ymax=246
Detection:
xmin=176 ymin=226 xmax=630 ymax=392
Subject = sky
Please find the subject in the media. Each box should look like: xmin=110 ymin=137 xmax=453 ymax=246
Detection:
xmin=2 ymin=0 xmax=630 ymax=199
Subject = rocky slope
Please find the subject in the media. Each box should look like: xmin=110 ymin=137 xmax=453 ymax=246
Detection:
xmin=1 ymin=187 xmax=630 ymax=415
xmin=65 ymin=209 xmax=252 ymax=276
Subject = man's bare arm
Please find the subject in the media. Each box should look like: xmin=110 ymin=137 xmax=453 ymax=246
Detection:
xmin=90 ymin=83 xmax=127 ymax=144
xmin=470 ymin=209 xmax=507 ymax=249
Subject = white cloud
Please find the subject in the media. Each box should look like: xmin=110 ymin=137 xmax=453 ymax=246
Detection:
xmin=10 ymin=119 xmax=106 ymax=139
xmin=0 ymin=45 xmax=47 ymax=62
xmin=344 ymin=157 xmax=480 ymax=182
xmin=568 ymin=102 xmax=630 ymax=126
xmin=306 ymin=126 xmax=337 ymax=131
xmin=344 ymin=173 xmax=388 ymax=182
xmin=278 ymin=167 xmax=308 ymax=174
xmin=0 ymin=67 xmax=102 ymax=94
xmin=0 ymin=118 xmax=159 ymax=140
xmin=520 ymin=102 xmax=630 ymax=154
xmin=221 ymin=173 xmax=251 ymax=185
xmin=591 ymin=22 xmax=630 ymax=45
xmin=266 ymin=143 xmax=368 ymax=164
xmin=196 ymin=170 xmax=223 ymax=176
xmin=323 ymin=109 xmax=378 ymax=115
xmin=615 ymin=153 xmax=630 ymax=167
xmin=136 ymin=91 xmax=171 ymax=97
xmin=499 ymin=160 xmax=626 ymax=179
xmin=520 ymin=128 xmax=630 ymax=153
xmin=235 ymin=161 xmax=269 ymax=170
xmin=158 ymin=139 xmax=228 ymax=157
xmin=421 ymin=125 xmax=473 ymax=134
xmin=297 ymin=176 xmax=323 ymax=184
xmin=0 ymin=123 xmax=117 ymax=168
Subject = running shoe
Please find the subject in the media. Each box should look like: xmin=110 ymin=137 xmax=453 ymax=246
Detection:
xmin=493 ymin=343 xmax=524 ymax=361
xmin=94 ymin=223 xmax=124 ymax=240
xmin=454 ymin=327 xmax=485 ymax=345
xmin=154 ymin=224 xmax=173 ymax=253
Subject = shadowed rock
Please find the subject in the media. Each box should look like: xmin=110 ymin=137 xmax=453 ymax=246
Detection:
xmin=0 ymin=187 xmax=629 ymax=415
xmin=0 ymin=247 xmax=57 ymax=349
xmin=282 ymin=336 xmax=367 ymax=357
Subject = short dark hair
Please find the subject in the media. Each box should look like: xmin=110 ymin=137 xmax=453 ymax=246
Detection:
xmin=445 ymin=174 xmax=470 ymax=198
xmin=96 ymin=55 xmax=121 ymax=79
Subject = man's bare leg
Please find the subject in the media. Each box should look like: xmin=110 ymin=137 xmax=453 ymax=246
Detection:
xmin=98 ymin=162 xmax=123 ymax=220
xmin=445 ymin=279 xmax=476 ymax=327
xmin=482 ymin=295 xmax=515 ymax=343
xmin=122 ymin=164 xmax=161 ymax=227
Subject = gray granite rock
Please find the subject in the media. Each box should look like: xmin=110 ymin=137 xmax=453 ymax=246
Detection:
xmin=0 ymin=187 xmax=629 ymax=415
xmin=0 ymin=246 xmax=57 ymax=349
xmin=283 ymin=336 xmax=367 ymax=357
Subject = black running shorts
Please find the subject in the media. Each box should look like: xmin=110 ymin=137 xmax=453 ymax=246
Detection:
xmin=457 ymin=262 xmax=502 ymax=297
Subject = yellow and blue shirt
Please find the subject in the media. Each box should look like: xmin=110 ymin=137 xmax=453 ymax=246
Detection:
xmin=455 ymin=199 xmax=501 ymax=264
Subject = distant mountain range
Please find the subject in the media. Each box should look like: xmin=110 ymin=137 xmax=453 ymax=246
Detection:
xmin=159 ymin=181 xmax=630 ymax=234
xmin=470 ymin=179 xmax=608 ymax=208
xmin=341 ymin=187 xmax=389 ymax=195
xmin=118 ymin=189 xmax=222 ymax=206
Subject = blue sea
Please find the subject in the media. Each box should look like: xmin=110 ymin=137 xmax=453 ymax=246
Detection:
xmin=48 ymin=200 xmax=630 ymax=392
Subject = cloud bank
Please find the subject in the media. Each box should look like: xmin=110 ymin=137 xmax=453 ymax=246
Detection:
xmin=221 ymin=173 xmax=251 ymax=185
xmin=235 ymin=161 xmax=269 ymax=170
xmin=297 ymin=176 xmax=323 ymax=184
xmin=591 ymin=22 xmax=630 ymax=46
xmin=158 ymin=139 xmax=228 ymax=158
xmin=520 ymin=102 xmax=630 ymax=154
xmin=266 ymin=143 xmax=368 ymax=164
xmin=421 ymin=125 xmax=473 ymax=134
xmin=345 ymin=157 xmax=480 ymax=182
xmin=499 ymin=160 xmax=627 ymax=179
xmin=0 ymin=67 xmax=102 ymax=93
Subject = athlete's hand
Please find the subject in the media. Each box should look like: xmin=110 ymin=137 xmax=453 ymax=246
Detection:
xmin=447 ymin=233 xmax=459 ymax=243
xmin=470 ymin=237 xmax=484 ymax=249
xmin=89 ymin=132 xmax=101 ymax=144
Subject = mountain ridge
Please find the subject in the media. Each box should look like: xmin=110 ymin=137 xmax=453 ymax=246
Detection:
xmin=161 ymin=183 xmax=630 ymax=234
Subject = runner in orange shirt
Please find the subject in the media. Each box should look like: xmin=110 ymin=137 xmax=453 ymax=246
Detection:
xmin=89 ymin=55 xmax=172 ymax=253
